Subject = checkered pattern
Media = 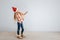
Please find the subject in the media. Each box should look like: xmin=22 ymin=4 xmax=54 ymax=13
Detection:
xmin=16 ymin=14 xmax=24 ymax=22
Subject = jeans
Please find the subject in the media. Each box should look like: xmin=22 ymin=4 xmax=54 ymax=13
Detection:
xmin=17 ymin=22 xmax=24 ymax=35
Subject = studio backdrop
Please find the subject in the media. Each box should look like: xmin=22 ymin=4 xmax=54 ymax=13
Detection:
xmin=0 ymin=0 xmax=60 ymax=32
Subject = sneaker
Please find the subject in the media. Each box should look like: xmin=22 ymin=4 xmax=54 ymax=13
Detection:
xmin=19 ymin=36 xmax=23 ymax=39
xmin=17 ymin=35 xmax=20 ymax=38
xmin=17 ymin=35 xmax=23 ymax=39
xmin=21 ymin=34 xmax=25 ymax=38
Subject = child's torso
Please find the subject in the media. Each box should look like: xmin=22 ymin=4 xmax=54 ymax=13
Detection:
xmin=16 ymin=14 xmax=24 ymax=23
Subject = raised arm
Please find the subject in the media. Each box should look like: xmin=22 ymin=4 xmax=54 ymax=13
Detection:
xmin=24 ymin=11 xmax=28 ymax=15
xmin=15 ymin=10 xmax=28 ymax=15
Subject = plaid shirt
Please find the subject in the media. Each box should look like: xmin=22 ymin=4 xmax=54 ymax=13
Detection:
xmin=16 ymin=13 xmax=24 ymax=23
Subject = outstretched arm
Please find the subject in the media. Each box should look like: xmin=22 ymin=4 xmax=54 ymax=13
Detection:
xmin=15 ymin=10 xmax=28 ymax=15
xmin=24 ymin=11 xmax=28 ymax=15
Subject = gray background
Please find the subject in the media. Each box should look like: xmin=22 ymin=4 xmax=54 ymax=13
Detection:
xmin=0 ymin=0 xmax=60 ymax=32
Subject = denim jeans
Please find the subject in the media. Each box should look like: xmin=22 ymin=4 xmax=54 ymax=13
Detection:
xmin=17 ymin=22 xmax=24 ymax=35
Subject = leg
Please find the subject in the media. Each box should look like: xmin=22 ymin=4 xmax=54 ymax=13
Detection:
xmin=21 ymin=22 xmax=24 ymax=34
xmin=17 ymin=22 xmax=23 ymax=39
xmin=17 ymin=22 xmax=20 ymax=35
xmin=21 ymin=22 xmax=24 ymax=37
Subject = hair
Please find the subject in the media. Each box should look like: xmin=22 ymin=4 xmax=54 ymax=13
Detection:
xmin=14 ymin=13 xmax=16 ymax=20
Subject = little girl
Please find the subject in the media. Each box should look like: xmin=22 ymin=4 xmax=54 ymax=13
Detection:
xmin=12 ymin=7 xmax=28 ymax=39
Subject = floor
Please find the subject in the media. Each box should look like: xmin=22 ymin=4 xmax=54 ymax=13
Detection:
xmin=0 ymin=32 xmax=60 ymax=40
